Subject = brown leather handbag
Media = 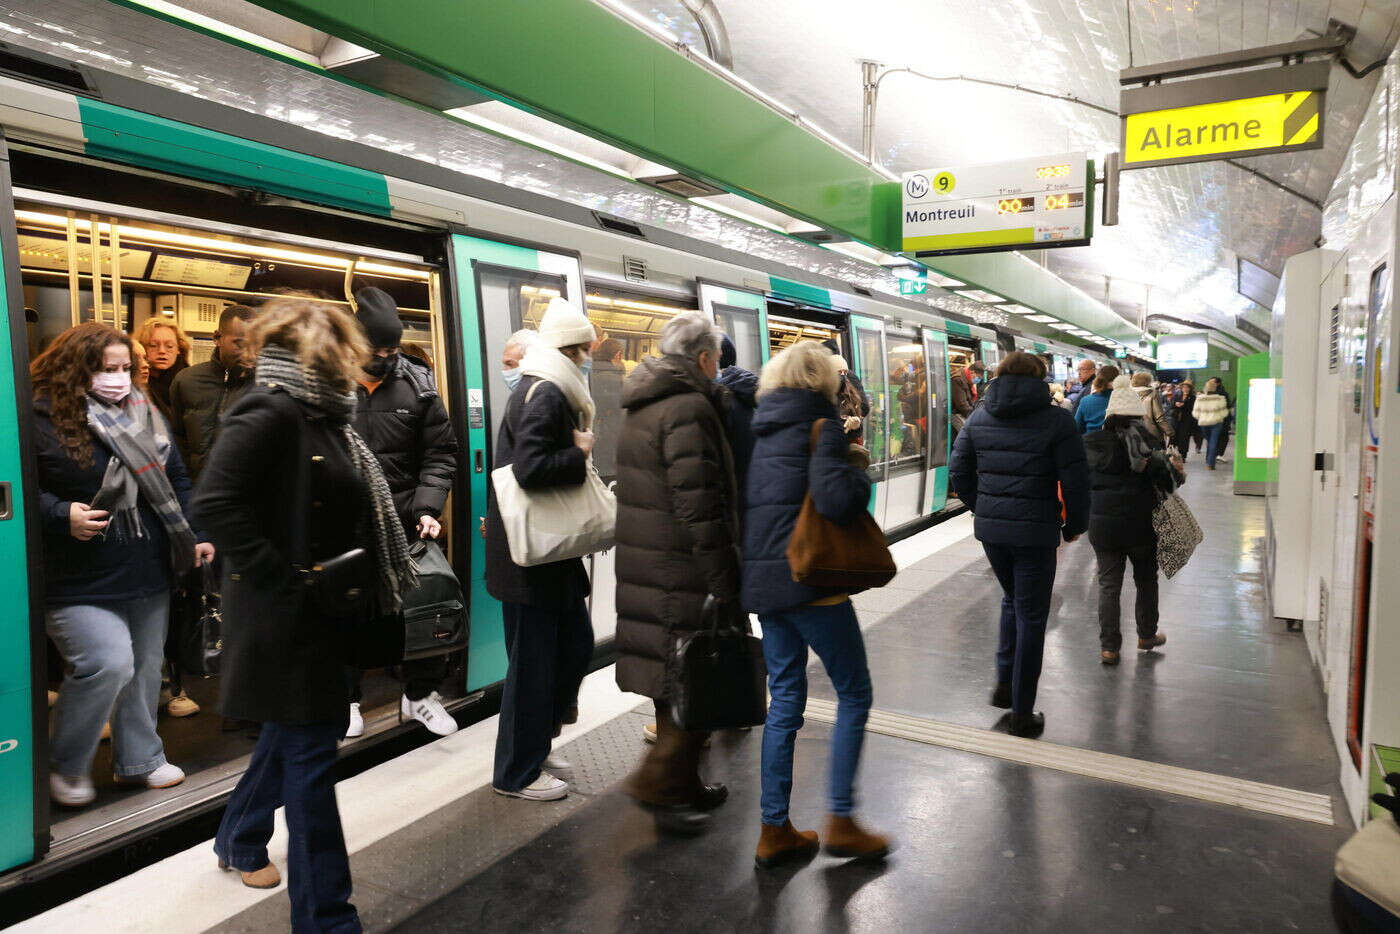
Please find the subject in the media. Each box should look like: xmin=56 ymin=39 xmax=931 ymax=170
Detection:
xmin=785 ymin=419 xmax=897 ymax=589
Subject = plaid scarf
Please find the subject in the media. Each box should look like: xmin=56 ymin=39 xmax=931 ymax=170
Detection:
xmin=256 ymin=345 xmax=417 ymax=613
xmin=85 ymin=389 xmax=196 ymax=576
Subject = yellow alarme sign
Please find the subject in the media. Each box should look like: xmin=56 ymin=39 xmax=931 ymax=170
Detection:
xmin=1124 ymin=91 xmax=1320 ymax=165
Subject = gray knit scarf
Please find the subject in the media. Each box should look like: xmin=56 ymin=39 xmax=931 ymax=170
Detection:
xmin=256 ymin=345 xmax=417 ymax=613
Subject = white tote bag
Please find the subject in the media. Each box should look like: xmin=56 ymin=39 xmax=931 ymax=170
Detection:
xmin=491 ymin=383 xmax=616 ymax=567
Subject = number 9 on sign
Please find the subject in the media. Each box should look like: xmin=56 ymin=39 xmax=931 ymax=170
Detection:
xmin=933 ymin=171 xmax=955 ymax=194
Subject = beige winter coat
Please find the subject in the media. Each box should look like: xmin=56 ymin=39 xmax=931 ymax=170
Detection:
xmin=1133 ymin=385 xmax=1174 ymax=440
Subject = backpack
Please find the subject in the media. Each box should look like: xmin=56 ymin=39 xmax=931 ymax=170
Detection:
xmin=401 ymin=540 xmax=469 ymax=660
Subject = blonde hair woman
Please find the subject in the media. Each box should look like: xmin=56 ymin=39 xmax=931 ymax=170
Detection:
xmin=743 ymin=340 xmax=890 ymax=868
xmin=134 ymin=316 xmax=191 ymax=426
xmin=193 ymin=296 xmax=413 ymax=928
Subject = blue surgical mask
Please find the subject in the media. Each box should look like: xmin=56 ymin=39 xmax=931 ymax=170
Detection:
xmin=578 ymin=356 xmax=592 ymax=377
xmin=502 ymin=367 xmax=523 ymax=391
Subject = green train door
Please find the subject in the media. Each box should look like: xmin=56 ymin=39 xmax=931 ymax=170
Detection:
xmin=0 ymin=130 xmax=45 ymax=872
xmin=698 ymin=280 xmax=768 ymax=369
xmin=448 ymin=234 xmax=584 ymax=691
xmin=924 ymin=329 xmax=952 ymax=513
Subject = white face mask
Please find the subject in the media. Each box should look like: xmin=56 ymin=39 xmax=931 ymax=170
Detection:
xmin=90 ymin=370 xmax=131 ymax=404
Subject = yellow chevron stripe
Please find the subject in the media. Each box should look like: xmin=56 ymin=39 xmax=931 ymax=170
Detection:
xmin=1287 ymin=112 xmax=1320 ymax=146
xmin=1282 ymin=91 xmax=1312 ymax=122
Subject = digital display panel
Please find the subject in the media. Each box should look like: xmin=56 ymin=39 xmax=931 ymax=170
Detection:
xmin=996 ymin=197 xmax=1035 ymax=215
xmin=1044 ymin=192 xmax=1084 ymax=211
xmin=1157 ymin=333 xmax=1209 ymax=370
xmin=1246 ymin=378 xmax=1281 ymax=460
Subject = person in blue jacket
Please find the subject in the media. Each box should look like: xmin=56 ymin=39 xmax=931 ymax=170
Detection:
xmin=949 ymin=351 xmax=1090 ymax=738
xmin=742 ymin=340 xmax=890 ymax=869
xmin=1073 ymin=364 xmax=1119 ymax=434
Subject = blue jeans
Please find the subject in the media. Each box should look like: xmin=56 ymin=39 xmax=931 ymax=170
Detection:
xmin=758 ymin=601 xmax=872 ymax=826
xmin=982 ymin=543 xmax=1058 ymax=715
xmin=215 ymin=721 xmax=360 ymax=934
xmin=1202 ymin=423 xmax=1224 ymax=467
xmin=46 ymin=593 xmax=169 ymax=778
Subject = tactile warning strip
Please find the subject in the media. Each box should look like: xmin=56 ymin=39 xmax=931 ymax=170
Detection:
xmin=804 ymin=699 xmax=1336 ymax=826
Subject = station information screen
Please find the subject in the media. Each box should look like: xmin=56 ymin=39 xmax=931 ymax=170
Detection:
xmin=1156 ymin=332 xmax=1209 ymax=370
xmin=901 ymin=152 xmax=1090 ymax=257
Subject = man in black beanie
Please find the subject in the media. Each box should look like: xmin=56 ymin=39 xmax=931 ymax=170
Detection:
xmin=347 ymin=286 xmax=460 ymax=739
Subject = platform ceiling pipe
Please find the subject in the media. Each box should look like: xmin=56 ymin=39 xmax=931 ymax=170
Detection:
xmin=682 ymin=0 xmax=732 ymax=69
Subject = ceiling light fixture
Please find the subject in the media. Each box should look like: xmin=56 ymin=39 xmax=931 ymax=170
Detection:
xmin=823 ymin=241 xmax=900 ymax=266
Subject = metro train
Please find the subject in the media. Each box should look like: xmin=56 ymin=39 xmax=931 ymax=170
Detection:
xmin=0 ymin=53 xmax=1124 ymax=897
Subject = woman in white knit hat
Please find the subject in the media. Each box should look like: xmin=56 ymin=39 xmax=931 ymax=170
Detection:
xmin=1083 ymin=375 xmax=1185 ymax=665
xmin=485 ymin=297 xmax=598 ymax=801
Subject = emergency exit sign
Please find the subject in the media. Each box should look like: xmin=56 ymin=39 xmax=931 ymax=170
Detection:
xmin=899 ymin=278 xmax=927 ymax=296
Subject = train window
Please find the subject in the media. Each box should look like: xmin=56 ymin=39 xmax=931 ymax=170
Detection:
xmin=713 ymin=303 xmax=763 ymax=372
xmin=925 ymin=335 xmax=950 ymax=469
xmin=885 ymin=332 xmax=928 ymax=469
xmin=768 ymin=315 xmax=840 ymax=358
xmin=480 ymin=270 xmax=570 ymax=437
xmin=853 ymin=326 xmax=887 ymax=467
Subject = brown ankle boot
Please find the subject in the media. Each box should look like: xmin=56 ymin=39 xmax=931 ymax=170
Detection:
xmin=823 ymin=815 xmax=891 ymax=861
xmin=754 ymin=820 xmax=819 ymax=868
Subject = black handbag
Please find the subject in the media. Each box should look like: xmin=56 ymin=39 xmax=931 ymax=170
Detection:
xmin=401 ymin=539 xmax=468 ymax=661
xmin=177 ymin=564 xmax=223 ymax=678
xmin=667 ymin=595 xmax=767 ymax=732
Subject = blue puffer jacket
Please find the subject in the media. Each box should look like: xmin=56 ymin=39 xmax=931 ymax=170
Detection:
xmin=949 ymin=374 xmax=1090 ymax=547
xmin=741 ymin=387 xmax=872 ymax=614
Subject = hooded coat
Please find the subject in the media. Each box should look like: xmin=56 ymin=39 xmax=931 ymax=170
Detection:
xmin=613 ymin=355 xmax=740 ymax=699
xmin=949 ymin=373 xmax=1090 ymax=547
xmin=352 ymin=353 xmax=457 ymax=536
xmin=741 ymin=387 xmax=872 ymax=614
xmin=1085 ymin=419 xmax=1182 ymax=552
xmin=717 ymin=364 xmax=759 ymax=506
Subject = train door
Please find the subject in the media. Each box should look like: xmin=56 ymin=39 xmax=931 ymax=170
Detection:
xmin=923 ymin=329 xmax=952 ymax=513
xmin=449 ymin=235 xmax=584 ymax=687
xmin=882 ymin=327 xmax=930 ymax=528
xmin=1310 ymin=257 xmax=1345 ymax=684
xmin=849 ymin=315 xmax=890 ymax=523
xmin=0 ymin=131 xmax=43 ymax=873
xmin=699 ymin=280 xmax=767 ymax=369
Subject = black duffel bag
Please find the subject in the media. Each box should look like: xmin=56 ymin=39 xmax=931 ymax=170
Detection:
xmin=667 ymin=595 xmax=767 ymax=732
xmin=401 ymin=539 xmax=468 ymax=661
xmin=177 ymin=564 xmax=223 ymax=678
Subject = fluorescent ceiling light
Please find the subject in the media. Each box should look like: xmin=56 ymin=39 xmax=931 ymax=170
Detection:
xmin=689 ymin=196 xmax=791 ymax=233
xmin=1024 ymin=314 xmax=1058 ymax=323
xmin=1049 ymin=322 xmax=1077 ymax=331
xmin=445 ymin=103 xmax=640 ymax=179
xmin=1067 ymin=328 xmax=1093 ymax=336
xmin=123 ymin=0 xmax=322 ymax=65
xmin=823 ymin=241 xmax=900 ymax=266
xmin=998 ymin=304 xmax=1034 ymax=315
xmin=923 ymin=272 xmax=965 ymax=289
xmin=953 ymin=288 xmax=1006 ymax=303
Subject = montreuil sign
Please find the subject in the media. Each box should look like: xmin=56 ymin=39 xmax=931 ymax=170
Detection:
xmin=1120 ymin=62 xmax=1326 ymax=169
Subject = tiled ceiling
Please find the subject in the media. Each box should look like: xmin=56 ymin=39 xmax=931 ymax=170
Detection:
xmin=621 ymin=0 xmax=1400 ymax=335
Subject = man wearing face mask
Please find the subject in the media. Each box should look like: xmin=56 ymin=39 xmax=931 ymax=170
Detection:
xmin=347 ymin=287 xmax=459 ymax=738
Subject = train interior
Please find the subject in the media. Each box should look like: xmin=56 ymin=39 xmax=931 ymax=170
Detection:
xmin=13 ymin=189 xmax=457 ymax=854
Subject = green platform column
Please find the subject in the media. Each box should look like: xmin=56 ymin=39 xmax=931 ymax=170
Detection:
xmin=1233 ymin=352 xmax=1276 ymax=495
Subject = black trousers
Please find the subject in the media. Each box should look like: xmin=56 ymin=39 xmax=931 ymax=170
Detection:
xmin=492 ymin=600 xmax=594 ymax=791
xmin=1094 ymin=543 xmax=1160 ymax=651
xmin=345 ymin=655 xmax=450 ymax=704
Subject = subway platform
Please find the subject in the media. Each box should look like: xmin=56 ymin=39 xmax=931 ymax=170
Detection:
xmin=20 ymin=462 xmax=1350 ymax=933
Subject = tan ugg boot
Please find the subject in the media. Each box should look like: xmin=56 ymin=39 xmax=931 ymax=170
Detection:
xmin=754 ymin=820 xmax=819 ymax=869
xmin=822 ymin=815 xmax=891 ymax=861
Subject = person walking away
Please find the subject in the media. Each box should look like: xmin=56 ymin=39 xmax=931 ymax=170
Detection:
xmin=832 ymin=356 xmax=868 ymax=445
xmin=1130 ymin=371 xmax=1173 ymax=442
xmin=1192 ymin=378 xmax=1229 ymax=470
xmin=950 ymin=359 xmax=984 ymax=428
xmin=34 ymin=322 xmax=211 ymax=807
xmin=135 ymin=317 xmax=191 ymax=430
xmin=1172 ymin=380 xmax=1198 ymax=461
xmin=1085 ymin=376 xmax=1182 ymax=665
xmin=949 ymin=351 xmax=1089 ymax=738
xmin=342 ymin=287 xmax=459 ymax=738
xmin=196 ymin=296 xmax=415 ymax=929
xmin=165 ymin=303 xmax=256 ymax=719
xmin=1068 ymin=359 xmax=1097 ymax=412
xmin=613 ymin=313 xmax=740 ymax=834
xmin=1074 ymin=365 xmax=1119 ymax=435
xmin=485 ymin=298 xmax=598 ymax=801
xmin=589 ymin=337 xmax=626 ymax=480
xmin=743 ymin=340 xmax=890 ymax=868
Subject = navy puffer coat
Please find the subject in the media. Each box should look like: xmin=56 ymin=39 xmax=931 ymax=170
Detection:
xmin=949 ymin=373 xmax=1090 ymax=547
xmin=741 ymin=387 xmax=872 ymax=614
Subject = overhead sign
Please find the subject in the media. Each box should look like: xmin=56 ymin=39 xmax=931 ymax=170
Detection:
xmin=898 ymin=277 xmax=927 ymax=296
xmin=1157 ymin=332 xmax=1210 ymax=370
xmin=1120 ymin=62 xmax=1327 ymax=168
xmin=901 ymin=153 xmax=1091 ymax=256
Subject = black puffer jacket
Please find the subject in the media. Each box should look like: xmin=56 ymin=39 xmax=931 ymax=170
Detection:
xmin=614 ymin=355 xmax=740 ymax=699
xmin=949 ymin=373 xmax=1089 ymax=547
xmin=717 ymin=364 xmax=758 ymax=509
xmin=484 ymin=375 xmax=591 ymax=610
xmin=168 ymin=349 xmax=253 ymax=479
xmin=353 ymin=354 xmax=457 ymax=535
xmin=1085 ymin=420 xmax=1181 ymax=552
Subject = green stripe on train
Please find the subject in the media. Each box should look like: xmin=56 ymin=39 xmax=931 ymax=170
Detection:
xmin=76 ymin=99 xmax=392 ymax=216
xmin=768 ymin=276 xmax=830 ymax=308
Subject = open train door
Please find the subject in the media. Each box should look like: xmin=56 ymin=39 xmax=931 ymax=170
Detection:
xmin=698 ymin=280 xmax=768 ymax=370
xmin=447 ymin=234 xmax=586 ymax=690
xmin=923 ymin=328 xmax=952 ymax=513
xmin=0 ymin=129 xmax=46 ymax=871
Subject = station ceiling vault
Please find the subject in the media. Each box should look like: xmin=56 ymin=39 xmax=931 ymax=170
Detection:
xmin=621 ymin=0 xmax=1400 ymax=334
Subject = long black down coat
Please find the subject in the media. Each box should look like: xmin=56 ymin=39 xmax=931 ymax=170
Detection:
xmin=949 ymin=373 xmax=1090 ymax=547
xmin=613 ymin=355 xmax=740 ymax=699
xmin=353 ymin=354 xmax=456 ymax=536
xmin=1085 ymin=420 xmax=1181 ymax=552
xmin=192 ymin=386 xmax=367 ymax=726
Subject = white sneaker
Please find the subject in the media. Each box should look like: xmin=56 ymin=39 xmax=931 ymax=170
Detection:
xmin=543 ymin=753 xmax=572 ymax=771
xmin=493 ymin=773 xmax=568 ymax=801
xmin=50 ymin=772 xmax=95 ymax=807
xmin=345 ymin=703 xmax=364 ymax=739
xmin=401 ymin=692 xmax=458 ymax=737
xmin=116 ymin=762 xmax=185 ymax=789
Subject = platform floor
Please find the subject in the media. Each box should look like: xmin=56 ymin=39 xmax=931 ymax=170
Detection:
xmin=26 ymin=456 xmax=1354 ymax=933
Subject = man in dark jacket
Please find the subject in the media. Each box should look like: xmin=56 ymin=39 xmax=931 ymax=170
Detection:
xmin=716 ymin=333 xmax=758 ymax=508
xmin=1067 ymin=359 xmax=1097 ymax=412
xmin=170 ymin=305 xmax=255 ymax=479
xmin=949 ymin=351 xmax=1089 ymax=738
xmin=589 ymin=337 xmax=626 ymax=478
xmin=349 ymin=287 xmax=460 ymax=738
xmin=950 ymin=359 xmax=984 ymax=424
xmin=615 ymin=312 xmax=739 ymax=833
